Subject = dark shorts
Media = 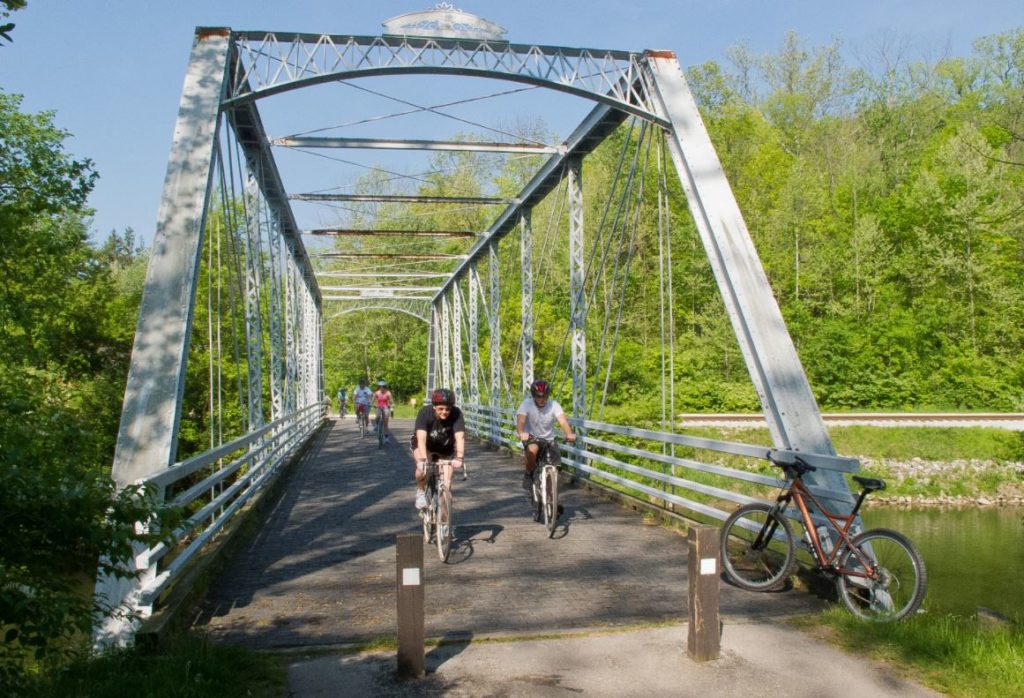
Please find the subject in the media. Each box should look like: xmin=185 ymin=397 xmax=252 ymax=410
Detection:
xmin=523 ymin=439 xmax=560 ymax=465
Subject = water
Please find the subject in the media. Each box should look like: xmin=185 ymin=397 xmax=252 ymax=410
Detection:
xmin=865 ymin=506 xmax=1024 ymax=619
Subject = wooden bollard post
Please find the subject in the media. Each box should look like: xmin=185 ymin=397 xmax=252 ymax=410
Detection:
xmin=396 ymin=533 xmax=424 ymax=679
xmin=687 ymin=525 xmax=721 ymax=661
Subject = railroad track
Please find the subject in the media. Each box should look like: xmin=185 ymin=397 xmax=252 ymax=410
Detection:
xmin=677 ymin=413 xmax=1024 ymax=430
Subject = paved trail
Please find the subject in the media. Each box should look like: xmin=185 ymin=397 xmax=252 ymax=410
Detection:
xmin=192 ymin=416 xmax=815 ymax=648
xmin=191 ymin=416 xmax=938 ymax=697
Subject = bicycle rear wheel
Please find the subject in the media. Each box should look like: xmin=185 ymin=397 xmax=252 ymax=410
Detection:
xmin=436 ymin=487 xmax=453 ymax=562
xmin=837 ymin=528 xmax=927 ymax=622
xmin=543 ymin=466 xmax=558 ymax=537
xmin=720 ymin=503 xmax=796 ymax=591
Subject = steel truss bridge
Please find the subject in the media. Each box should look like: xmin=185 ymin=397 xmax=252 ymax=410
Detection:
xmin=94 ymin=25 xmax=863 ymax=645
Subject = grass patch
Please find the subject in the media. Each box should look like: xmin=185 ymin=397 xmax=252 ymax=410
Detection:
xmin=680 ymin=425 xmax=1024 ymax=462
xmin=806 ymin=607 xmax=1024 ymax=698
xmin=829 ymin=426 xmax=1024 ymax=462
xmin=27 ymin=633 xmax=286 ymax=698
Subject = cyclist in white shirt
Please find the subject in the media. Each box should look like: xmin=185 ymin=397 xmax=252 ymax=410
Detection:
xmin=515 ymin=379 xmax=576 ymax=490
xmin=352 ymin=378 xmax=373 ymax=429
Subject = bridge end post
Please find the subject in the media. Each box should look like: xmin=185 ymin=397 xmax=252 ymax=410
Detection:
xmin=395 ymin=533 xmax=425 ymax=679
xmin=687 ymin=525 xmax=721 ymax=662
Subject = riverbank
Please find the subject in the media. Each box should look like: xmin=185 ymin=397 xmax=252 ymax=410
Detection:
xmin=858 ymin=457 xmax=1024 ymax=506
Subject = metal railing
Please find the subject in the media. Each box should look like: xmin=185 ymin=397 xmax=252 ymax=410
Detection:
xmin=135 ymin=402 xmax=328 ymax=608
xmin=463 ymin=403 xmax=860 ymax=524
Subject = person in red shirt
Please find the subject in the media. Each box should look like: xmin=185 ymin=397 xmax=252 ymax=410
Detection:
xmin=373 ymin=380 xmax=394 ymax=443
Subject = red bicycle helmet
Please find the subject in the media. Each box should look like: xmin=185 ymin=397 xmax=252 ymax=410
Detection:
xmin=431 ymin=388 xmax=455 ymax=406
xmin=529 ymin=379 xmax=551 ymax=398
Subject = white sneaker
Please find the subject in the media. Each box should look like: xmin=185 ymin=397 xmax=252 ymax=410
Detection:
xmin=415 ymin=491 xmax=428 ymax=510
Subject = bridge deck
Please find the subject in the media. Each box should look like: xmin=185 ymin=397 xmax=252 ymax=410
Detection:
xmin=191 ymin=417 xmax=819 ymax=648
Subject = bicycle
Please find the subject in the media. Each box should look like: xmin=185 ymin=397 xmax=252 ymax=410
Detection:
xmin=339 ymin=399 xmax=346 ymax=419
xmin=355 ymin=404 xmax=369 ymax=437
xmin=420 ymin=456 xmax=462 ymax=562
xmin=525 ymin=436 xmax=562 ymax=537
xmin=720 ymin=451 xmax=927 ymax=621
xmin=375 ymin=406 xmax=389 ymax=449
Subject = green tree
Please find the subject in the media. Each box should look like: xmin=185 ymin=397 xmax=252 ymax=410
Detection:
xmin=0 ymin=92 xmax=164 ymax=688
xmin=0 ymin=0 xmax=26 ymax=45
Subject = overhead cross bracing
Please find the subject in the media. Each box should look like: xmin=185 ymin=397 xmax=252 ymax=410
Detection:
xmin=98 ymin=19 xmax=862 ymax=648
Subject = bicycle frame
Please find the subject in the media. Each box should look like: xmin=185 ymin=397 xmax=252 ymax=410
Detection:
xmin=535 ymin=455 xmax=555 ymax=501
xmin=525 ymin=436 xmax=560 ymax=533
xmin=427 ymin=458 xmax=456 ymax=492
xmin=773 ymin=473 xmax=876 ymax=580
xmin=422 ymin=457 xmax=457 ymax=558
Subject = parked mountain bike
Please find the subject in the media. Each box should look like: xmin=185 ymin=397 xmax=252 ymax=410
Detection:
xmin=525 ymin=436 xmax=562 ymax=537
xmin=720 ymin=452 xmax=927 ymax=621
xmin=421 ymin=456 xmax=462 ymax=562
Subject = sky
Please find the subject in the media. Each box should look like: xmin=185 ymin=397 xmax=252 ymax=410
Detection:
xmin=1 ymin=0 xmax=1022 ymax=246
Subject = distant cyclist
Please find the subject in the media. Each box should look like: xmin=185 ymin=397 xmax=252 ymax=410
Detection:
xmin=413 ymin=388 xmax=465 ymax=510
xmin=515 ymin=379 xmax=577 ymax=490
xmin=337 ymin=386 xmax=347 ymax=418
xmin=352 ymin=378 xmax=372 ymax=430
xmin=373 ymin=380 xmax=394 ymax=443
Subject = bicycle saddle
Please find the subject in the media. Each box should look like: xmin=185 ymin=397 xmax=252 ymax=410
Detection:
xmin=852 ymin=475 xmax=886 ymax=492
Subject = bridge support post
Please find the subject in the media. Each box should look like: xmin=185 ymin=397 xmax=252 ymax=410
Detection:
xmin=396 ymin=533 xmax=425 ymax=679
xmin=687 ymin=525 xmax=720 ymax=662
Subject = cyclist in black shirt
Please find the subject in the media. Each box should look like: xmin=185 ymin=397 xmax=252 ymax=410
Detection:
xmin=412 ymin=388 xmax=465 ymax=510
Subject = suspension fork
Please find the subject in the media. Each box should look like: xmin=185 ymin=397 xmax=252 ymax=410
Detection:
xmin=754 ymin=490 xmax=793 ymax=550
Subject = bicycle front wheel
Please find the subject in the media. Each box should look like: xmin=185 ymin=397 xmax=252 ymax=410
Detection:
xmin=437 ymin=487 xmax=453 ymax=562
xmin=531 ymin=473 xmax=542 ymax=522
xmin=720 ymin=503 xmax=796 ymax=591
xmin=422 ymin=484 xmax=435 ymax=544
xmin=421 ymin=506 xmax=433 ymax=544
xmin=837 ymin=528 xmax=927 ymax=622
xmin=543 ymin=466 xmax=558 ymax=537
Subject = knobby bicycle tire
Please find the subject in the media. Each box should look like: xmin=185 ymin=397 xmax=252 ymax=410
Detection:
xmin=720 ymin=502 xmax=796 ymax=591
xmin=836 ymin=528 xmax=927 ymax=622
xmin=544 ymin=465 xmax=558 ymax=537
xmin=437 ymin=487 xmax=453 ymax=562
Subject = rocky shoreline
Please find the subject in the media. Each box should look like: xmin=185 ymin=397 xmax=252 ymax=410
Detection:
xmin=859 ymin=457 xmax=1024 ymax=507
xmin=870 ymin=494 xmax=1024 ymax=507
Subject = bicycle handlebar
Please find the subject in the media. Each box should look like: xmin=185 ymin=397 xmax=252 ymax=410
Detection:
xmin=523 ymin=434 xmax=559 ymax=446
xmin=766 ymin=451 xmax=817 ymax=475
xmin=419 ymin=457 xmax=462 ymax=466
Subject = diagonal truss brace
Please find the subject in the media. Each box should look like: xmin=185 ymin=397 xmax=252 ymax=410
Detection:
xmin=644 ymin=52 xmax=850 ymax=506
